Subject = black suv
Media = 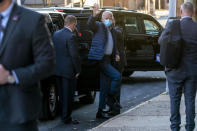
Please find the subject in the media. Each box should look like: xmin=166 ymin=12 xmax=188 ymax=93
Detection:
xmin=29 ymin=7 xmax=164 ymax=120
xmin=102 ymin=9 xmax=164 ymax=76
xmin=52 ymin=7 xmax=164 ymax=101
xmin=54 ymin=7 xmax=164 ymax=76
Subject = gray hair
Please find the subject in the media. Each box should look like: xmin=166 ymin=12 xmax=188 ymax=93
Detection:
xmin=64 ymin=15 xmax=77 ymax=26
xmin=102 ymin=11 xmax=115 ymax=23
xmin=181 ymin=2 xmax=194 ymax=15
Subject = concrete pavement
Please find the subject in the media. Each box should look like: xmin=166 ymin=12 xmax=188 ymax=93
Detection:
xmin=90 ymin=93 xmax=197 ymax=131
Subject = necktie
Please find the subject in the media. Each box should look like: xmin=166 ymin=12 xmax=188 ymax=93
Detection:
xmin=0 ymin=14 xmax=3 ymax=44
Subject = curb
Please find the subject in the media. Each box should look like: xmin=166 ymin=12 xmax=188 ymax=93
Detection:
xmin=90 ymin=92 xmax=166 ymax=131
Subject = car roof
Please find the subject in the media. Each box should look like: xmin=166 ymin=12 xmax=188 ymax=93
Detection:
xmin=47 ymin=7 xmax=93 ymax=14
xmin=28 ymin=8 xmax=65 ymax=15
xmin=102 ymin=9 xmax=160 ymax=21
xmin=101 ymin=8 xmax=147 ymax=16
xmin=48 ymin=7 xmax=92 ymax=10
xmin=35 ymin=11 xmax=53 ymax=23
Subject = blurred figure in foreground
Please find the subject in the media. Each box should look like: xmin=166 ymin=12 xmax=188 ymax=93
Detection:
xmin=0 ymin=0 xmax=55 ymax=130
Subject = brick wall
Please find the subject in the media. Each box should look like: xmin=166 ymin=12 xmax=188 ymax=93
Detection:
xmin=24 ymin=0 xmax=76 ymax=7
xmin=102 ymin=0 xmax=129 ymax=8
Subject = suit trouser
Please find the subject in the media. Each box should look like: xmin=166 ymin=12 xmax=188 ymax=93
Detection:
xmin=99 ymin=56 xmax=121 ymax=110
xmin=56 ymin=76 xmax=75 ymax=121
xmin=166 ymin=69 xmax=197 ymax=131
xmin=0 ymin=120 xmax=38 ymax=131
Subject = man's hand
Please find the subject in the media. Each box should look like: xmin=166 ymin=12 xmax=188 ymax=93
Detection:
xmin=75 ymin=73 xmax=80 ymax=79
xmin=93 ymin=3 xmax=101 ymax=17
xmin=116 ymin=55 xmax=120 ymax=62
xmin=0 ymin=64 xmax=9 ymax=85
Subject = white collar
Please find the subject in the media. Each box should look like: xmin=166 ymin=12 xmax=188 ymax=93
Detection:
xmin=181 ymin=16 xmax=192 ymax=20
xmin=64 ymin=26 xmax=72 ymax=32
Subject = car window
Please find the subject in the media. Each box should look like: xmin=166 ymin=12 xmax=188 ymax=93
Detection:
xmin=125 ymin=16 xmax=139 ymax=34
xmin=114 ymin=13 xmax=124 ymax=28
xmin=144 ymin=19 xmax=160 ymax=35
xmin=49 ymin=13 xmax=64 ymax=29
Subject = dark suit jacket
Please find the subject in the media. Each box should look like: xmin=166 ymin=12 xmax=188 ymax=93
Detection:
xmin=180 ymin=17 xmax=197 ymax=77
xmin=53 ymin=27 xmax=81 ymax=79
xmin=113 ymin=26 xmax=127 ymax=73
xmin=164 ymin=17 xmax=197 ymax=77
xmin=0 ymin=3 xmax=55 ymax=124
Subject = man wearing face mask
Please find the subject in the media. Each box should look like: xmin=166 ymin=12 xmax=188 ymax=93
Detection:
xmin=88 ymin=4 xmax=121 ymax=119
xmin=0 ymin=0 xmax=55 ymax=130
xmin=53 ymin=15 xmax=81 ymax=124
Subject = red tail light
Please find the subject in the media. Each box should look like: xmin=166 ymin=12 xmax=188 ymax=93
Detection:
xmin=78 ymin=32 xmax=82 ymax=37
xmin=56 ymin=9 xmax=64 ymax=12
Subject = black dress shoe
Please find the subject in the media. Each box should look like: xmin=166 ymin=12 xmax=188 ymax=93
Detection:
xmin=112 ymin=102 xmax=122 ymax=111
xmin=107 ymin=95 xmax=122 ymax=111
xmin=96 ymin=110 xmax=113 ymax=119
xmin=63 ymin=118 xmax=80 ymax=124
xmin=108 ymin=109 xmax=120 ymax=116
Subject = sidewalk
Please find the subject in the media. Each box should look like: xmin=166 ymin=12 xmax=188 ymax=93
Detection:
xmin=90 ymin=93 xmax=197 ymax=131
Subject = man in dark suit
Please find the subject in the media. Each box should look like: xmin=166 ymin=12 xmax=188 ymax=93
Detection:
xmin=110 ymin=26 xmax=127 ymax=115
xmin=0 ymin=0 xmax=55 ymax=131
xmin=53 ymin=15 xmax=81 ymax=124
xmin=164 ymin=2 xmax=197 ymax=131
xmin=114 ymin=26 xmax=127 ymax=73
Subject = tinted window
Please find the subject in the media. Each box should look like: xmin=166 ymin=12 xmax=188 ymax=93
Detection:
xmin=76 ymin=18 xmax=89 ymax=31
xmin=63 ymin=10 xmax=81 ymax=13
xmin=114 ymin=13 xmax=124 ymax=27
xmin=125 ymin=16 xmax=139 ymax=34
xmin=49 ymin=13 xmax=64 ymax=29
xmin=144 ymin=19 xmax=160 ymax=35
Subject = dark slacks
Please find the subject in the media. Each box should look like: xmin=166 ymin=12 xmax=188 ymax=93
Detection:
xmin=56 ymin=76 xmax=75 ymax=121
xmin=0 ymin=121 xmax=38 ymax=131
xmin=166 ymin=68 xmax=197 ymax=131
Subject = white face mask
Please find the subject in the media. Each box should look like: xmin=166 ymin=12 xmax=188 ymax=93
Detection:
xmin=104 ymin=19 xmax=113 ymax=27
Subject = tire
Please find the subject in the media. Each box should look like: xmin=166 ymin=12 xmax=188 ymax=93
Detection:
xmin=122 ymin=71 xmax=134 ymax=77
xmin=79 ymin=91 xmax=96 ymax=104
xmin=40 ymin=82 xmax=58 ymax=120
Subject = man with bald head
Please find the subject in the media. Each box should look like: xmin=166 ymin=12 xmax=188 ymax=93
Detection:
xmin=165 ymin=2 xmax=197 ymax=131
xmin=88 ymin=4 xmax=121 ymax=119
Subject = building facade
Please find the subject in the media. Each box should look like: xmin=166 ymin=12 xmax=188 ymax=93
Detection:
xmin=23 ymin=0 xmax=169 ymax=10
xmin=101 ymin=0 xmax=168 ymax=10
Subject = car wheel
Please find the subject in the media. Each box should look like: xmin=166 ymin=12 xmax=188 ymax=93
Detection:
xmin=122 ymin=71 xmax=134 ymax=77
xmin=79 ymin=91 xmax=96 ymax=104
xmin=40 ymin=82 xmax=58 ymax=120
